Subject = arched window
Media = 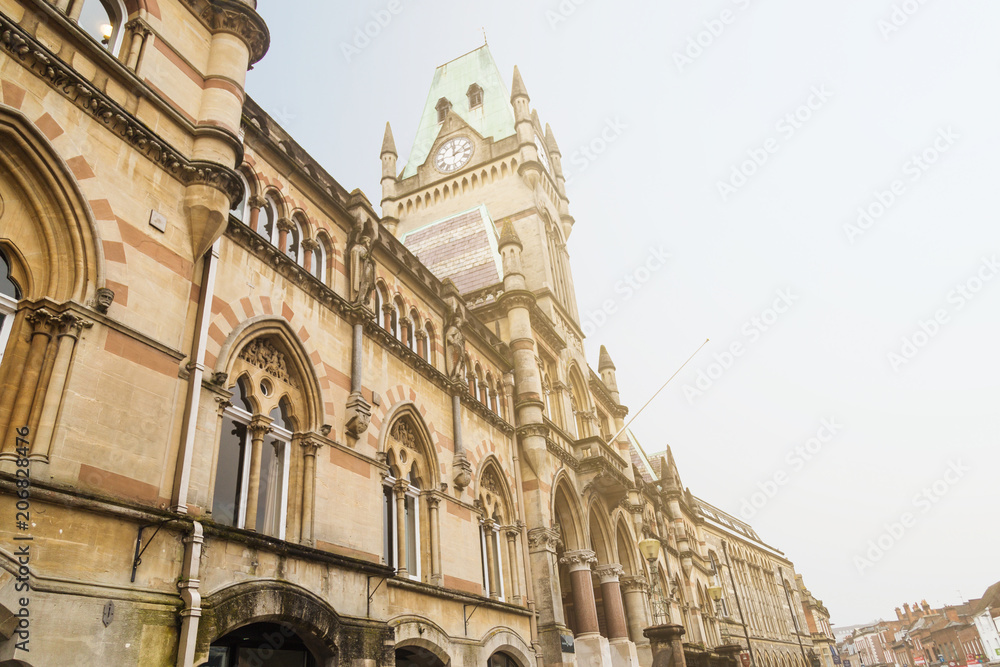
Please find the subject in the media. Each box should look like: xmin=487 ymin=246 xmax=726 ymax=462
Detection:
xmin=391 ymin=297 xmax=403 ymax=339
xmin=0 ymin=250 xmax=22 ymax=367
xmin=467 ymin=84 xmax=484 ymax=109
xmin=408 ymin=309 xmax=419 ymax=353
xmin=262 ymin=194 xmax=280 ymax=242
xmin=312 ymin=233 xmax=328 ymax=283
xmin=231 ymin=172 xmax=251 ymax=223
xmin=435 ymin=97 xmax=452 ymax=123
xmin=382 ymin=416 xmax=429 ymax=580
xmin=286 ymin=214 xmax=304 ymax=264
xmin=424 ymin=321 xmax=435 ymax=365
xmin=78 ymin=0 xmax=126 ymax=55
xmin=568 ymin=367 xmax=591 ymax=438
xmin=478 ymin=464 xmax=513 ymax=601
xmin=488 ymin=652 xmax=520 ymax=667
xmin=211 ymin=337 xmax=303 ymax=539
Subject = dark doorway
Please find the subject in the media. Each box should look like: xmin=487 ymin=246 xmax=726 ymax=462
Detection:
xmin=396 ymin=645 xmax=447 ymax=667
xmin=489 ymin=651 xmax=521 ymax=667
xmin=207 ymin=622 xmax=319 ymax=667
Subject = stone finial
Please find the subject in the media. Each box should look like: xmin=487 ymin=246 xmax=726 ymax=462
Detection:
xmin=497 ymin=219 xmax=522 ymax=249
xmin=599 ymin=345 xmax=616 ymax=371
xmin=545 ymin=123 xmax=561 ymax=155
xmin=511 ymin=65 xmax=529 ymax=102
xmin=381 ymin=121 xmax=397 ymax=157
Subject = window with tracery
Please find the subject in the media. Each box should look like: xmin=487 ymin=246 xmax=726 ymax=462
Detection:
xmin=478 ymin=466 xmax=512 ymax=601
xmin=212 ymin=337 xmax=303 ymax=539
xmin=0 ymin=250 xmax=21 ymax=367
xmin=78 ymin=0 xmax=126 ymax=54
xmin=382 ymin=416 xmax=428 ymax=580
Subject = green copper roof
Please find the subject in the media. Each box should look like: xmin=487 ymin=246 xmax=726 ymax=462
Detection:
xmin=400 ymin=45 xmax=516 ymax=179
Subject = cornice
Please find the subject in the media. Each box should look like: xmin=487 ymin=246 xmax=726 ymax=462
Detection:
xmin=0 ymin=11 xmax=244 ymax=205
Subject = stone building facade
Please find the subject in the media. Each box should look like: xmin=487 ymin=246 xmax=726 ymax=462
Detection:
xmin=0 ymin=1 xmax=832 ymax=665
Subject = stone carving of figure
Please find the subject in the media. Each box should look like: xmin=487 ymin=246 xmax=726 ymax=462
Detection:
xmin=349 ymin=225 xmax=375 ymax=306
xmin=444 ymin=307 xmax=467 ymax=382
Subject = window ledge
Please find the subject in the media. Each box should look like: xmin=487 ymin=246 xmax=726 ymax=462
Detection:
xmin=387 ymin=576 xmax=532 ymax=616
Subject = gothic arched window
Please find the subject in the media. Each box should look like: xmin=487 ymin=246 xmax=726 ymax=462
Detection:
xmin=478 ymin=464 xmax=513 ymax=602
xmin=0 ymin=250 xmax=21 ymax=367
xmin=312 ymin=233 xmax=329 ymax=284
xmin=232 ymin=171 xmax=251 ymax=223
xmin=382 ymin=416 xmax=429 ymax=580
xmin=78 ymin=0 xmax=126 ymax=54
xmin=212 ymin=338 xmax=302 ymax=539
xmin=262 ymin=194 xmax=280 ymax=243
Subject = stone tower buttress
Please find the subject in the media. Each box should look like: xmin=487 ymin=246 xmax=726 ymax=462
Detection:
xmin=511 ymin=66 xmax=542 ymax=185
xmin=380 ymin=122 xmax=399 ymax=235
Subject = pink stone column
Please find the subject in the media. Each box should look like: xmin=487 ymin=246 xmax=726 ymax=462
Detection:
xmin=596 ymin=563 xmax=629 ymax=640
xmin=560 ymin=549 xmax=600 ymax=637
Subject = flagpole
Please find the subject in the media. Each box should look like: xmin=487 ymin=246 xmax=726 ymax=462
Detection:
xmin=606 ymin=338 xmax=709 ymax=445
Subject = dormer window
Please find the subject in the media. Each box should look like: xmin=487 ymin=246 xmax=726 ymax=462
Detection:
xmin=467 ymin=84 xmax=483 ymax=109
xmin=435 ymin=98 xmax=452 ymax=123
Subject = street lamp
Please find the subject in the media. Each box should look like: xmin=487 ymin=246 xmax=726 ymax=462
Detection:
xmin=639 ymin=538 xmax=670 ymax=625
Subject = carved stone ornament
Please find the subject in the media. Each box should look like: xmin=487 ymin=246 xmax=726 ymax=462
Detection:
xmin=452 ymin=453 xmax=472 ymax=493
xmin=594 ymin=563 xmax=625 ymax=583
xmin=345 ymin=392 xmax=371 ymax=440
xmin=559 ymin=549 xmax=598 ymax=569
xmin=348 ymin=222 xmax=376 ymax=307
xmin=443 ymin=296 xmax=467 ymax=382
xmin=620 ymin=575 xmax=650 ymax=594
xmin=187 ymin=0 xmax=270 ymax=65
xmin=238 ymin=338 xmax=299 ymax=387
xmin=0 ymin=15 xmax=244 ymax=206
xmin=94 ymin=287 xmax=115 ymax=314
xmin=527 ymin=527 xmax=562 ymax=552
xmin=389 ymin=418 xmax=418 ymax=450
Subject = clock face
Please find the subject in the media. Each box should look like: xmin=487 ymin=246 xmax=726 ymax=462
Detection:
xmin=534 ymin=133 xmax=550 ymax=172
xmin=435 ymin=137 xmax=473 ymax=173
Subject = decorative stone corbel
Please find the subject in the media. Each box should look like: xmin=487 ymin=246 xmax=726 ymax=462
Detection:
xmin=94 ymin=287 xmax=115 ymax=314
xmin=344 ymin=391 xmax=371 ymax=440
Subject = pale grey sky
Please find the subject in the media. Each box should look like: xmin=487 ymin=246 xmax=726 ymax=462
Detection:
xmin=249 ymin=0 xmax=1000 ymax=625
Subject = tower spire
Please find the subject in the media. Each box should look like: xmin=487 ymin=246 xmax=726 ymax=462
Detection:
xmin=381 ymin=121 xmax=397 ymax=156
xmin=510 ymin=65 xmax=529 ymax=102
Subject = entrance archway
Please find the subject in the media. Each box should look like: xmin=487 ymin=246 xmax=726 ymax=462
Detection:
xmin=395 ymin=645 xmax=447 ymax=666
xmin=206 ymin=622 xmax=319 ymax=666
xmin=488 ymin=651 xmax=523 ymax=666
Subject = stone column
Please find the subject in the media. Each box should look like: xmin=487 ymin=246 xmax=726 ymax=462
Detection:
xmin=382 ymin=304 xmax=393 ymax=331
xmin=450 ymin=392 xmax=472 ymax=492
xmin=299 ymin=438 xmax=320 ymax=545
xmin=505 ymin=526 xmax=523 ymax=604
xmin=399 ymin=317 xmax=410 ymax=348
xmin=394 ymin=478 xmax=408 ymax=577
xmin=596 ymin=564 xmax=629 ymax=640
xmin=123 ymin=19 xmax=152 ymax=71
xmin=484 ymin=519 xmax=500 ymax=599
xmin=345 ymin=316 xmax=371 ymax=440
xmin=415 ymin=329 xmax=427 ymax=361
xmin=243 ymin=415 xmax=273 ymax=531
xmin=301 ymin=238 xmax=318 ymax=273
xmin=622 ymin=575 xmax=653 ymax=645
xmin=247 ymin=195 xmax=266 ymax=233
xmin=31 ymin=313 xmax=90 ymax=459
xmin=276 ymin=218 xmax=293 ymax=253
xmin=644 ymin=624 xmax=687 ymax=667
xmin=560 ymin=549 xmax=600 ymax=636
xmin=427 ymin=495 xmax=442 ymax=586
xmin=2 ymin=310 xmax=53 ymax=457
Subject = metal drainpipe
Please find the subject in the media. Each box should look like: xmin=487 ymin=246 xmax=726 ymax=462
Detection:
xmin=171 ymin=240 xmax=221 ymax=513
xmin=176 ymin=521 xmax=204 ymax=667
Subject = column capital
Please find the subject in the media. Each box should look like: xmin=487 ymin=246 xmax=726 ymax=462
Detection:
xmin=248 ymin=415 xmax=273 ymax=437
xmin=504 ymin=526 xmax=520 ymax=541
xmin=124 ymin=17 xmax=152 ymax=37
xmin=299 ymin=437 xmax=322 ymax=457
xmin=425 ymin=495 xmax=441 ymax=510
xmin=247 ymin=195 xmax=267 ymax=209
xmin=621 ymin=574 xmax=650 ymax=594
xmin=25 ymin=308 xmax=57 ymax=333
xmin=527 ymin=527 xmax=562 ymax=553
xmin=393 ymin=477 xmax=409 ymax=497
xmin=301 ymin=238 xmax=319 ymax=251
xmin=276 ymin=217 xmax=295 ymax=232
xmin=595 ymin=563 xmax=625 ymax=584
xmin=559 ymin=549 xmax=597 ymax=572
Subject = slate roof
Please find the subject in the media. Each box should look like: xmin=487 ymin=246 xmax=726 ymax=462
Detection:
xmin=400 ymin=205 xmax=503 ymax=294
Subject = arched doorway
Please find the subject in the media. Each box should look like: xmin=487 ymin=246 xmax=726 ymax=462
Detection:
xmin=488 ymin=650 xmax=522 ymax=666
xmin=395 ymin=645 xmax=447 ymax=666
xmin=206 ymin=622 xmax=320 ymax=666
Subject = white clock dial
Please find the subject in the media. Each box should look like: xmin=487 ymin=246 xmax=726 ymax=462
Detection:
xmin=435 ymin=137 xmax=473 ymax=173
xmin=534 ymin=133 xmax=550 ymax=172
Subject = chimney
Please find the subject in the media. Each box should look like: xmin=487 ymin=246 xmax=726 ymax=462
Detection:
xmin=922 ymin=600 xmax=931 ymax=614
xmin=904 ymin=603 xmax=912 ymax=622
xmin=896 ymin=607 xmax=904 ymax=621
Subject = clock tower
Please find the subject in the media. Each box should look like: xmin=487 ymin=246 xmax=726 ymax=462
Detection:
xmin=381 ymin=45 xmax=580 ymax=329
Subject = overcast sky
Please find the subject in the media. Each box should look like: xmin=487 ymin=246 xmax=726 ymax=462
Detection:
xmin=248 ymin=0 xmax=1000 ymax=625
